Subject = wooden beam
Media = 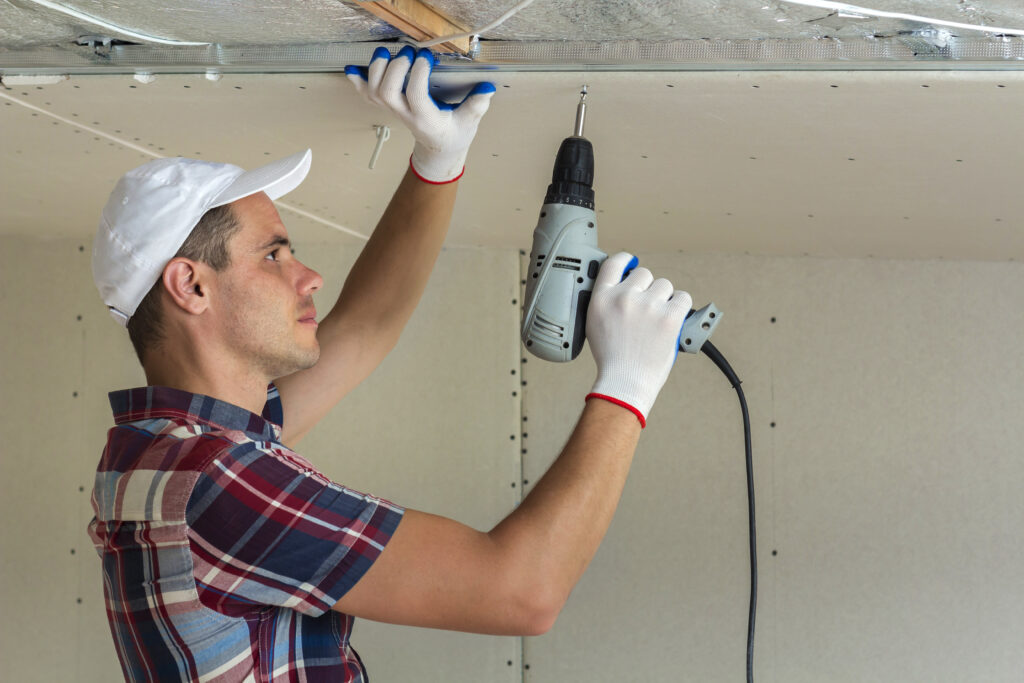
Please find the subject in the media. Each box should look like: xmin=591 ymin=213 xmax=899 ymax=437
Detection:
xmin=354 ymin=0 xmax=471 ymax=55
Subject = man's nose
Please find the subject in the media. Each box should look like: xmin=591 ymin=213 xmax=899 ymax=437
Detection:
xmin=297 ymin=262 xmax=323 ymax=294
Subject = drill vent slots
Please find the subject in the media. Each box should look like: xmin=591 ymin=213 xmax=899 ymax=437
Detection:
xmin=553 ymin=256 xmax=581 ymax=272
xmin=531 ymin=312 xmax=566 ymax=342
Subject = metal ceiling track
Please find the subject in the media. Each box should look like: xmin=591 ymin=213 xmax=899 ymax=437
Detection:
xmin=4 ymin=37 xmax=1024 ymax=75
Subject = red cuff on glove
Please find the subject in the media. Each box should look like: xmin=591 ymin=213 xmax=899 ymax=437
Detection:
xmin=409 ymin=156 xmax=464 ymax=185
xmin=585 ymin=393 xmax=646 ymax=429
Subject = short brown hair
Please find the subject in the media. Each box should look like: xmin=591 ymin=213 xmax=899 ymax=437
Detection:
xmin=127 ymin=204 xmax=241 ymax=363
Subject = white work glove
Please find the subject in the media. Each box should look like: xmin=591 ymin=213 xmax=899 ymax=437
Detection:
xmin=345 ymin=46 xmax=496 ymax=183
xmin=586 ymin=252 xmax=692 ymax=428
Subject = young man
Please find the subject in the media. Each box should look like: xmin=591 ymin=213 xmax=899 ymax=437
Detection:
xmin=88 ymin=47 xmax=692 ymax=682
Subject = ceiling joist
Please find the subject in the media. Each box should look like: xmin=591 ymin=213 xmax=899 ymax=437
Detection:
xmin=352 ymin=0 xmax=470 ymax=55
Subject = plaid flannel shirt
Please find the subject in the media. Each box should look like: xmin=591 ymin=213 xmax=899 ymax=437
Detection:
xmin=87 ymin=385 xmax=404 ymax=682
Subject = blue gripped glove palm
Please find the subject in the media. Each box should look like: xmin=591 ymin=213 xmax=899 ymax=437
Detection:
xmin=345 ymin=46 xmax=496 ymax=183
xmin=585 ymin=252 xmax=692 ymax=428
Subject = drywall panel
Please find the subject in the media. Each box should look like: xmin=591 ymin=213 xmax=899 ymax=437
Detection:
xmin=0 ymin=234 xmax=522 ymax=682
xmin=520 ymin=251 xmax=1024 ymax=682
xmin=0 ymin=236 xmax=139 ymax=682
xmin=5 ymin=70 xmax=1024 ymax=262
xmin=293 ymin=243 xmax=524 ymax=682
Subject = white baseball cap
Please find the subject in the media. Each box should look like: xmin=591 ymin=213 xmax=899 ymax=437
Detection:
xmin=93 ymin=149 xmax=312 ymax=326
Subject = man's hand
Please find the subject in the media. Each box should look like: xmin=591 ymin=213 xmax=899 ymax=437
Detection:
xmin=346 ymin=46 xmax=496 ymax=183
xmin=586 ymin=252 xmax=692 ymax=427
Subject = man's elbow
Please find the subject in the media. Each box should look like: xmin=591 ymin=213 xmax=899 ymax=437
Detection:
xmin=512 ymin=585 xmax=567 ymax=636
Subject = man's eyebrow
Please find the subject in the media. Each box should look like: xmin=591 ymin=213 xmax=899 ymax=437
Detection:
xmin=258 ymin=235 xmax=291 ymax=251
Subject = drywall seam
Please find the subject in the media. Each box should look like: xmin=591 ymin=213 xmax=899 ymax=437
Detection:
xmin=0 ymin=90 xmax=368 ymax=240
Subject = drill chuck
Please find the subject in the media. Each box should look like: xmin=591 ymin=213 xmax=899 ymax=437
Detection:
xmin=543 ymin=137 xmax=595 ymax=209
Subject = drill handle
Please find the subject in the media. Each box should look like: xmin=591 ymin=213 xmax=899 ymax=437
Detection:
xmin=679 ymin=304 xmax=723 ymax=354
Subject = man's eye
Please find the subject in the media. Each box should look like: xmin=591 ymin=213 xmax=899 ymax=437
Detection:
xmin=266 ymin=249 xmax=279 ymax=261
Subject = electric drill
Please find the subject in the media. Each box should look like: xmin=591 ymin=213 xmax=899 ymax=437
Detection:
xmin=521 ymin=86 xmax=723 ymax=362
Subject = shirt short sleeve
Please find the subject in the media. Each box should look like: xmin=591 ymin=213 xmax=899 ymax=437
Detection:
xmin=186 ymin=440 xmax=404 ymax=617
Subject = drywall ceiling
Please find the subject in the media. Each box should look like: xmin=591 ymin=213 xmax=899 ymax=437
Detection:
xmin=2 ymin=69 xmax=1023 ymax=262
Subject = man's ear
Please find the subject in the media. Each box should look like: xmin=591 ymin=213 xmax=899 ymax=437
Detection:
xmin=162 ymin=258 xmax=211 ymax=317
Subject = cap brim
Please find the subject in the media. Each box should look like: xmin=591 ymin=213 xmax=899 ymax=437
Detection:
xmin=212 ymin=148 xmax=312 ymax=207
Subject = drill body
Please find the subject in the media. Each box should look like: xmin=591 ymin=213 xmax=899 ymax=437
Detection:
xmin=521 ymin=88 xmax=722 ymax=364
xmin=521 ymin=132 xmax=607 ymax=362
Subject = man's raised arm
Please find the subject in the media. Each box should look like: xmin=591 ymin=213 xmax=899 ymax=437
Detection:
xmin=276 ymin=47 xmax=495 ymax=445
xmin=332 ymin=253 xmax=693 ymax=634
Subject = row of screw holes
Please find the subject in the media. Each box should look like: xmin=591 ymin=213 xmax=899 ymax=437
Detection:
xmin=516 ymin=267 xmax=529 ymax=673
xmin=71 ymin=243 xmax=86 ymax=603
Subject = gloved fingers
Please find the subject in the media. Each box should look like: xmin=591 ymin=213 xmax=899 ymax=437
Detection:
xmin=365 ymin=46 xmax=392 ymax=103
xmin=668 ymin=290 xmax=694 ymax=315
xmin=344 ymin=68 xmax=368 ymax=98
xmin=594 ymin=252 xmax=638 ymax=290
xmin=623 ymin=266 xmax=654 ymax=292
xmin=453 ymin=82 xmax=497 ymax=121
xmin=406 ymin=49 xmax=439 ymax=119
xmin=646 ymin=277 xmax=675 ymax=301
xmin=379 ymin=45 xmax=415 ymax=116
xmin=343 ymin=64 xmax=368 ymax=80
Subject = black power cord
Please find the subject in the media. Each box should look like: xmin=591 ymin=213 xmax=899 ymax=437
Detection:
xmin=700 ymin=340 xmax=756 ymax=683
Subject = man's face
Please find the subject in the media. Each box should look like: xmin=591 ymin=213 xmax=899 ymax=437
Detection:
xmin=213 ymin=192 xmax=323 ymax=380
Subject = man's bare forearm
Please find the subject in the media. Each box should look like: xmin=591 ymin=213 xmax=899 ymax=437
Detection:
xmin=321 ymin=168 xmax=458 ymax=345
xmin=273 ymin=169 xmax=458 ymax=446
xmin=488 ymin=399 xmax=643 ymax=622
xmin=333 ymin=398 xmax=644 ymax=635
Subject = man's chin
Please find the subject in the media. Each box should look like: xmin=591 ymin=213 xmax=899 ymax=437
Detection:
xmin=294 ymin=343 xmax=321 ymax=372
xmin=299 ymin=348 xmax=321 ymax=371
xmin=268 ymin=346 xmax=320 ymax=380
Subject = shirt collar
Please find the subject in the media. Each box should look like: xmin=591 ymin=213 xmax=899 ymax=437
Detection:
xmin=108 ymin=385 xmax=282 ymax=442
